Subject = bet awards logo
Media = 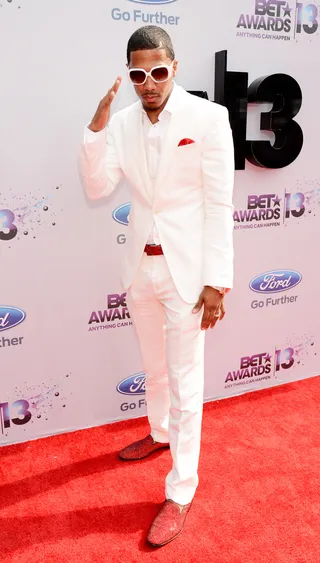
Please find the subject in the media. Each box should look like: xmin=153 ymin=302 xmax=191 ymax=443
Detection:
xmin=88 ymin=293 xmax=132 ymax=331
xmin=236 ymin=1 xmax=319 ymax=40
xmin=225 ymin=347 xmax=295 ymax=389
xmin=234 ymin=192 xmax=305 ymax=230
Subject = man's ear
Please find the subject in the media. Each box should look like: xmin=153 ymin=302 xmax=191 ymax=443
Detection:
xmin=173 ymin=60 xmax=178 ymax=76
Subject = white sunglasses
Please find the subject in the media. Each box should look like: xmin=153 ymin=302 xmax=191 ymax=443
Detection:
xmin=128 ymin=61 xmax=174 ymax=85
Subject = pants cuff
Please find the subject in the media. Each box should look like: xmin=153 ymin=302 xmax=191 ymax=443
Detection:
xmin=166 ymin=494 xmax=195 ymax=505
xmin=165 ymin=484 xmax=197 ymax=505
xmin=151 ymin=429 xmax=169 ymax=443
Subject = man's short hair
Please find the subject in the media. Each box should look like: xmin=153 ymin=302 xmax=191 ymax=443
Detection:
xmin=127 ymin=25 xmax=175 ymax=64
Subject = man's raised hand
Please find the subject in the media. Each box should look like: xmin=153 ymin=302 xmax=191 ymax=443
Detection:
xmin=88 ymin=76 xmax=122 ymax=133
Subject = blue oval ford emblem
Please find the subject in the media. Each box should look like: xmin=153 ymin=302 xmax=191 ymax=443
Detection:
xmin=128 ymin=0 xmax=177 ymax=4
xmin=250 ymin=270 xmax=302 ymax=294
xmin=117 ymin=372 xmax=146 ymax=395
xmin=0 ymin=306 xmax=26 ymax=332
xmin=112 ymin=203 xmax=131 ymax=226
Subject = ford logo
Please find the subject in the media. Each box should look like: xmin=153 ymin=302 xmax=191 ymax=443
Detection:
xmin=250 ymin=270 xmax=302 ymax=294
xmin=112 ymin=203 xmax=131 ymax=226
xmin=128 ymin=0 xmax=177 ymax=4
xmin=0 ymin=306 xmax=26 ymax=332
xmin=117 ymin=372 xmax=146 ymax=395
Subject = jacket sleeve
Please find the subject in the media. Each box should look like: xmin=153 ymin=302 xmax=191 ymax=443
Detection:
xmin=78 ymin=117 xmax=124 ymax=200
xmin=201 ymin=106 xmax=235 ymax=289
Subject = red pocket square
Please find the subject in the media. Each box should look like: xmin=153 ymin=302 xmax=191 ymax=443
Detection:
xmin=178 ymin=138 xmax=195 ymax=147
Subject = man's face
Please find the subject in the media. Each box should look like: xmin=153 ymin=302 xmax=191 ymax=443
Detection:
xmin=128 ymin=48 xmax=178 ymax=112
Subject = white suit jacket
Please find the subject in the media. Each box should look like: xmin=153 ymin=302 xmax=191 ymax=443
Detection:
xmin=79 ymin=84 xmax=234 ymax=304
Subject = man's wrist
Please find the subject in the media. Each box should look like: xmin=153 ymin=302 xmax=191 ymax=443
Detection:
xmin=206 ymin=286 xmax=229 ymax=296
xmin=88 ymin=123 xmax=102 ymax=133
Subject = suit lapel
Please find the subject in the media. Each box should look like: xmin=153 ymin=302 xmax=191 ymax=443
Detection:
xmin=126 ymin=104 xmax=153 ymax=203
xmin=155 ymin=111 xmax=182 ymax=191
xmin=155 ymin=87 xmax=187 ymax=190
xmin=125 ymin=85 xmax=188 ymax=200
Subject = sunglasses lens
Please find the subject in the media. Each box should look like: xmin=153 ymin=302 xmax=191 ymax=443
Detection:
xmin=151 ymin=67 xmax=169 ymax=82
xmin=129 ymin=70 xmax=146 ymax=84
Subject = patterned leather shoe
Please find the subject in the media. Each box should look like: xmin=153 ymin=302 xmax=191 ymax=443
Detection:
xmin=118 ymin=434 xmax=170 ymax=461
xmin=147 ymin=499 xmax=192 ymax=547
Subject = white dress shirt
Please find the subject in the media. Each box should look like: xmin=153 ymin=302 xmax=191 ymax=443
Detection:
xmin=142 ymin=83 xmax=177 ymax=245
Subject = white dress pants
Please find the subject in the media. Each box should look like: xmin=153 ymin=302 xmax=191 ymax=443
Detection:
xmin=126 ymin=253 xmax=205 ymax=505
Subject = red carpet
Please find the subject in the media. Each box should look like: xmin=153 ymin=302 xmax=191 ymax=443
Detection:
xmin=0 ymin=377 xmax=319 ymax=563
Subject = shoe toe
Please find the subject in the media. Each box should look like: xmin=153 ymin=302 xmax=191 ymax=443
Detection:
xmin=147 ymin=500 xmax=191 ymax=547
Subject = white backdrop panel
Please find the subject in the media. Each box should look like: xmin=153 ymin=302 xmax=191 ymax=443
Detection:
xmin=0 ymin=0 xmax=319 ymax=445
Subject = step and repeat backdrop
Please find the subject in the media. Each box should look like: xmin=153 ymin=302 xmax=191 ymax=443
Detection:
xmin=1 ymin=0 xmax=319 ymax=445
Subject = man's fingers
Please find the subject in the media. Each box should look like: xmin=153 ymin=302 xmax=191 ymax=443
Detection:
xmin=112 ymin=76 xmax=122 ymax=95
xmin=201 ymin=305 xmax=216 ymax=330
xmin=209 ymin=318 xmax=219 ymax=329
xmin=193 ymin=297 xmax=204 ymax=314
xmin=209 ymin=303 xmax=226 ymax=328
xmin=201 ymin=314 xmax=210 ymax=330
xmin=203 ymin=302 xmax=227 ymax=330
xmin=209 ymin=307 xmax=220 ymax=329
xmin=109 ymin=77 xmax=122 ymax=101
xmin=102 ymin=77 xmax=122 ymax=107
xmin=196 ymin=288 xmax=227 ymax=330
xmin=108 ymin=91 xmax=115 ymax=104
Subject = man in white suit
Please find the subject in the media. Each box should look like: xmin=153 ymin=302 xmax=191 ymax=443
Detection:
xmin=79 ymin=25 xmax=234 ymax=547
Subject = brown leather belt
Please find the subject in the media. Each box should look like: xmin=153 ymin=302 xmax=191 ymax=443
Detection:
xmin=144 ymin=244 xmax=164 ymax=256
